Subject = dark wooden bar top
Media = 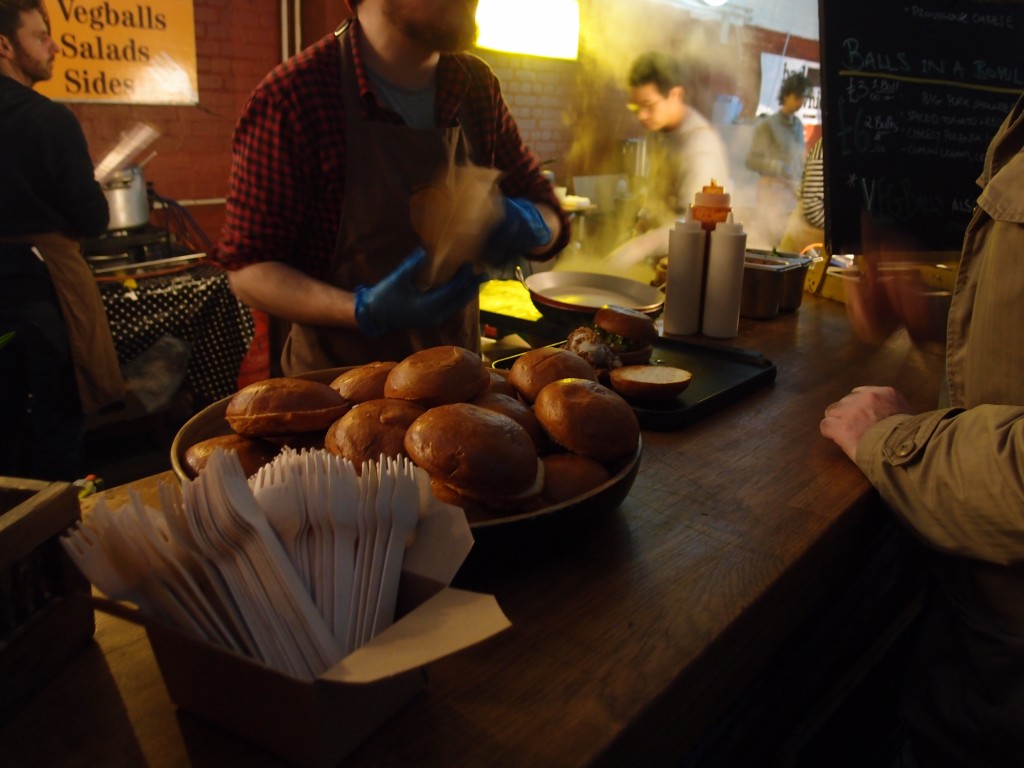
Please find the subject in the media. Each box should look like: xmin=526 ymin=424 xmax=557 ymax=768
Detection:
xmin=0 ymin=293 xmax=945 ymax=767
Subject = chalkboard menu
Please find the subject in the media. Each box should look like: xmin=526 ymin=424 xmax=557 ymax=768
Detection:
xmin=818 ymin=0 xmax=1024 ymax=255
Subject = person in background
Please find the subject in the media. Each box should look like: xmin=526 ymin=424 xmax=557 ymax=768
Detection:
xmin=820 ymin=95 xmax=1024 ymax=767
xmin=779 ymin=136 xmax=824 ymax=254
xmin=0 ymin=0 xmax=123 ymax=481
xmin=211 ymin=0 xmax=568 ymax=375
xmin=604 ymin=51 xmax=731 ymax=273
xmin=745 ymin=71 xmax=811 ymax=249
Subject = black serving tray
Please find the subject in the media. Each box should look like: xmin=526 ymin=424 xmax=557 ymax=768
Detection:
xmin=490 ymin=333 xmax=777 ymax=432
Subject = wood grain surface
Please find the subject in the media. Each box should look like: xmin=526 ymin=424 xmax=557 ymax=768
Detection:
xmin=0 ymin=294 xmax=944 ymax=768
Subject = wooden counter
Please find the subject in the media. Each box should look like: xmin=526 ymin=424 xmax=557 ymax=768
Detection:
xmin=0 ymin=294 xmax=944 ymax=767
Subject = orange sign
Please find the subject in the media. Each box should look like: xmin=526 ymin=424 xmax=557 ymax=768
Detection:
xmin=37 ymin=0 xmax=198 ymax=105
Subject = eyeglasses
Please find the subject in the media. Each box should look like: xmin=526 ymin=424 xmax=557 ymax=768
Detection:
xmin=627 ymin=97 xmax=664 ymax=114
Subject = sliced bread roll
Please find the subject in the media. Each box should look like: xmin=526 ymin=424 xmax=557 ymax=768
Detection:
xmin=608 ymin=365 xmax=692 ymax=401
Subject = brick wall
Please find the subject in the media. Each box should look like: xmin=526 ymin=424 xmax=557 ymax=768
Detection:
xmin=66 ymin=0 xmax=816 ymax=245
xmin=71 ymin=0 xmax=281 ymax=245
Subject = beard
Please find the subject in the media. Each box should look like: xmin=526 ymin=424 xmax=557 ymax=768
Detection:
xmin=382 ymin=0 xmax=479 ymax=53
xmin=12 ymin=42 xmax=54 ymax=84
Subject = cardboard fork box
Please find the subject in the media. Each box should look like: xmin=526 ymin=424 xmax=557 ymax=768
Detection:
xmin=93 ymin=492 xmax=511 ymax=768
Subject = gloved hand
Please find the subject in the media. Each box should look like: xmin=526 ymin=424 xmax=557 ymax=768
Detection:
xmin=354 ymin=247 xmax=484 ymax=337
xmin=480 ymin=196 xmax=551 ymax=265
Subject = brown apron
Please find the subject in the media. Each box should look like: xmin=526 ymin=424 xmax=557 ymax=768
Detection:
xmin=281 ymin=29 xmax=481 ymax=375
xmin=0 ymin=233 xmax=125 ymax=413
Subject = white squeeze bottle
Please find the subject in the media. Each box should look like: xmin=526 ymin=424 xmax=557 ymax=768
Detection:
xmin=663 ymin=217 xmax=706 ymax=335
xmin=701 ymin=212 xmax=747 ymax=339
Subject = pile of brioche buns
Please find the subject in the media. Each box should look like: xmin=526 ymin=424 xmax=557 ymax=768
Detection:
xmin=183 ymin=345 xmax=641 ymax=521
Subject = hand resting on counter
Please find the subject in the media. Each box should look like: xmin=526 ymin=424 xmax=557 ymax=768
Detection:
xmin=820 ymin=385 xmax=913 ymax=462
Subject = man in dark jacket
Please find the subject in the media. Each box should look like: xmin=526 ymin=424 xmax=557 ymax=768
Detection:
xmin=0 ymin=0 xmax=120 ymax=480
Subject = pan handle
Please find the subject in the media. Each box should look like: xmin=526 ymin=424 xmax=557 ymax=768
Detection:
xmin=515 ymin=264 xmax=529 ymax=289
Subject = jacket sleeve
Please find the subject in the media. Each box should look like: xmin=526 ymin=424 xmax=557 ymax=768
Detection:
xmin=800 ymin=139 xmax=825 ymax=229
xmin=485 ymin=72 xmax=571 ymax=259
xmin=745 ymin=120 xmax=783 ymax=177
xmin=856 ymin=406 xmax=1024 ymax=565
xmin=42 ymin=105 xmax=109 ymax=238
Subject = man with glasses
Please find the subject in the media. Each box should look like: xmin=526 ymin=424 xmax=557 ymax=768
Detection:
xmin=606 ymin=51 xmax=731 ymax=272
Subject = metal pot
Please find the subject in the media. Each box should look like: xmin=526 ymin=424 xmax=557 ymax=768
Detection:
xmin=516 ymin=265 xmax=664 ymax=327
xmin=102 ymin=165 xmax=150 ymax=230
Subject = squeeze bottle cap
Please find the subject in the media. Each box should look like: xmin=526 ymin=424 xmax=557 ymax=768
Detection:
xmin=673 ymin=216 xmax=703 ymax=232
xmin=693 ymin=179 xmax=731 ymax=208
xmin=712 ymin=211 xmax=744 ymax=235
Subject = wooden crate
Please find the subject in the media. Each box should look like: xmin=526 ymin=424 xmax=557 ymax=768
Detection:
xmin=0 ymin=477 xmax=94 ymax=720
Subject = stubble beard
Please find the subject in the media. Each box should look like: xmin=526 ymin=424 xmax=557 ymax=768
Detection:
xmin=382 ymin=0 xmax=479 ymax=53
xmin=15 ymin=46 xmax=54 ymax=85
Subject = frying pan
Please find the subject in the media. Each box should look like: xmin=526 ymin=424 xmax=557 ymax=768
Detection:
xmin=516 ymin=266 xmax=664 ymax=326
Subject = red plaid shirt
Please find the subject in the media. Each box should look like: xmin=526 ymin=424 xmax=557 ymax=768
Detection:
xmin=211 ymin=21 xmax=568 ymax=277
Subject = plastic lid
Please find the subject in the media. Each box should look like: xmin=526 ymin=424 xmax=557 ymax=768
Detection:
xmin=693 ymin=179 xmax=731 ymax=207
xmin=673 ymin=216 xmax=703 ymax=232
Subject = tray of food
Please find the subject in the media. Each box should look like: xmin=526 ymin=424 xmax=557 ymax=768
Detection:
xmin=491 ymin=306 xmax=777 ymax=431
xmin=170 ymin=346 xmax=642 ymax=554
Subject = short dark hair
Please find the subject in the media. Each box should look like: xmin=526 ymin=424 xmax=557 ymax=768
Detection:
xmin=628 ymin=52 xmax=684 ymax=97
xmin=778 ymin=72 xmax=812 ymax=105
xmin=0 ymin=0 xmax=44 ymax=41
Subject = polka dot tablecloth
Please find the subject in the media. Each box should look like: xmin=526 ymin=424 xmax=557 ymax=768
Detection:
xmin=98 ymin=263 xmax=255 ymax=407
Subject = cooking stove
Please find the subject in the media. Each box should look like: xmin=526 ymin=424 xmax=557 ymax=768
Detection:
xmin=82 ymin=224 xmax=183 ymax=269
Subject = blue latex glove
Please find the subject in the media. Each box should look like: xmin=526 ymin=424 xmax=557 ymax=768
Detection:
xmin=481 ymin=196 xmax=551 ymax=265
xmin=354 ymin=247 xmax=484 ymax=337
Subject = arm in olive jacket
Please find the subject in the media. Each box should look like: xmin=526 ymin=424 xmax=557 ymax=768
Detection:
xmin=857 ymin=407 xmax=1024 ymax=566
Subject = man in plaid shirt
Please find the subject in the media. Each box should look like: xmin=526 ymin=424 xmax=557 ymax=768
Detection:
xmin=211 ymin=0 xmax=569 ymax=373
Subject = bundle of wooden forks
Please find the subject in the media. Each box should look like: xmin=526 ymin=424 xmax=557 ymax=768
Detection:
xmin=62 ymin=448 xmax=434 ymax=680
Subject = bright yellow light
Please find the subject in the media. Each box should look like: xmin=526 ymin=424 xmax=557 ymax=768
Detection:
xmin=475 ymin=0 xmax=580 ymax=61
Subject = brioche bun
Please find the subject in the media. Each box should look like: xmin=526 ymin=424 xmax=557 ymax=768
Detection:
xmin=508 ymin=346 xmax=597 ymax=402
xmin=533 ymin=378 xmax=640 ymax=464
xmin=183 ymin=434 xmax=279 ymax=478
xmin=469 ymin=391 xmax=547 ymax=451
xmin=485 ymin=368 xmax=519 ymax=398
xmin=541 ymin=453 xmax=611 ymax=503
xmin=330 ymin=361 xmax=397 ymax=404
xmin=384 ymin=345 xmax=489 ymax=407
xmin=404 ymin=402 xmax=539 ymax=498
xmin=608 ymin=365 xmax=692 ymax=401
xmin=225 ymin=378 xmax=350 ymax=437
xmin=594 ymin=305 xmax=657 ymax=365
xmin=262 ymin=432 xmax=326 ymax=451
xmin=429 ymin=472 xmax=546 ymax=522
xmin=325 ymin=398 xmax=425 ymax=469
xmin=595 ymin=305 xmax=658 ymax=343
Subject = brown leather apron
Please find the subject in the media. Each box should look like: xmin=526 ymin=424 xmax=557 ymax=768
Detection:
xmin=281 ymin=29 xmax=481 ymax=375
xmin=0 ymin=233 xmax=125 ymax=413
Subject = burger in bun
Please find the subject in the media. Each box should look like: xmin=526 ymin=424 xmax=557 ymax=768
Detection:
xmin=226 ymin=377 xmax=350 ymax=437
xmin=325 ymin=398 xmax=425 ymax=470
xmin=592 ymin=305 xmax=658 ymax=365
xmin=565 ymin=325 xmax=620 ymax=370
xmin=330 ymin=361 xmax=397 ymax=404
xmin=608 ymin=365 xmax=693 ymax=401
xmin=404 ymin=402 xmax=542 ymax=506
xmin=384 ymin=345 xmax=489 ymax=407
xmin=533 ymin=378 xmax=640 ymax=465
xmin=183 ymin=433 xmax=280 ymax=478
xmin=507 ymin=346 xmax=597 ymax=402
